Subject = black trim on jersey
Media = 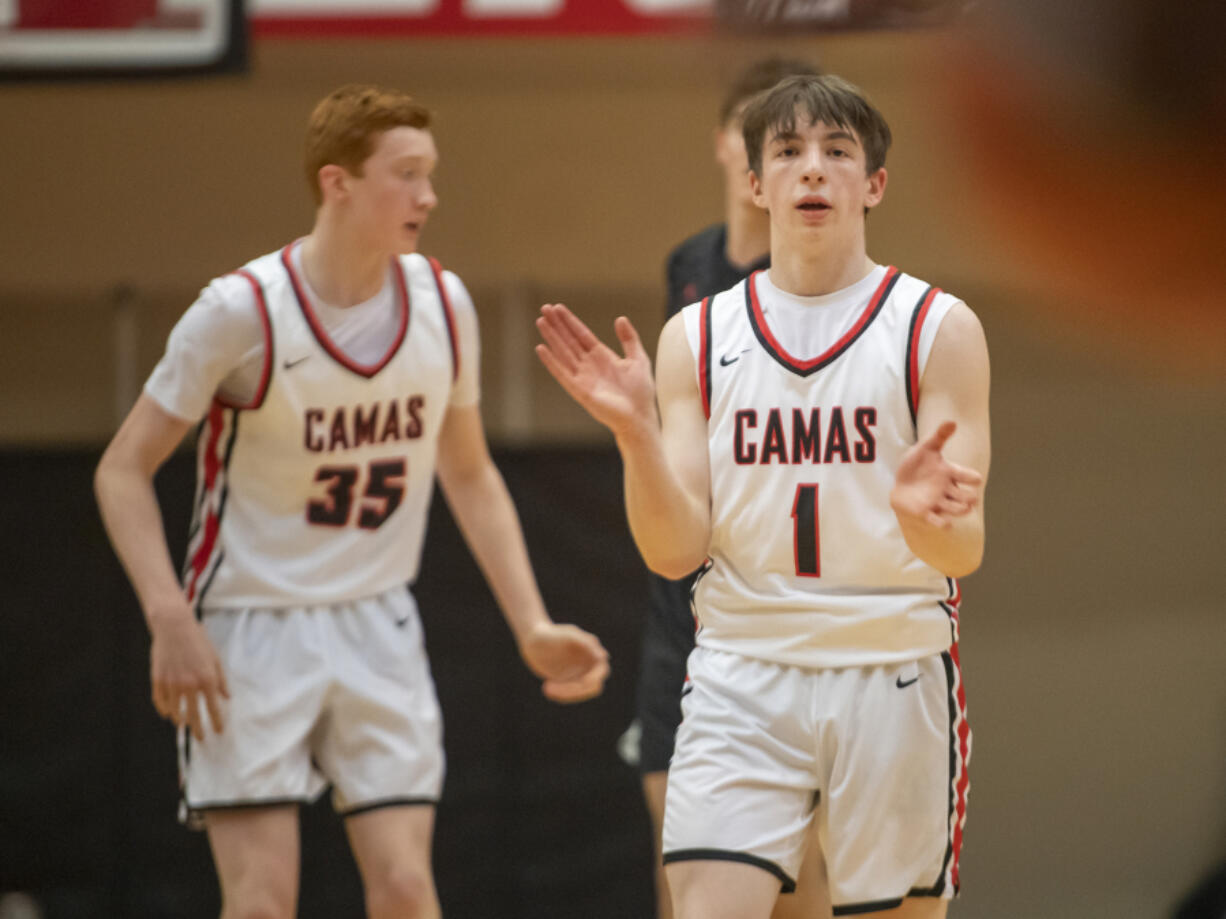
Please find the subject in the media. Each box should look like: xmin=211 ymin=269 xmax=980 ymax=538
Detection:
xmin=339 ymin=797 xmax=439 ymax=819
xmin=904 ymin=284 xmax=936 ymax=432
xmin=280 ymin=242 xmax=411 ymax=380
xmin=193 ymin=409 xmax=241 ymax=615
xmin=935 ymin=650 xmax=960 ymax=895
xmin=745 ymin=269 xmax=901 ymax=378
xmin=832 ymin=897 xmax=906 ymax=915
xmin=662 ymin=849 xmax=796 ymax=893
xmin=688 ymin=558 xmax=714 ymax=635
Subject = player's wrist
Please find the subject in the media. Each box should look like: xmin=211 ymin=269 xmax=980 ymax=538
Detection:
xmin=144 ymin=596 xmax=195 ymax=632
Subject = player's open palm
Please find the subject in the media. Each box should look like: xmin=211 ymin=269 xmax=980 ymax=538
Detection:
xmin=535 ymin=305 xmax=655 ymax=436
xmin=150 ymin=610 xmax=230 ymax=740
xmin=891 ymin=420 xmax=984 ymax=528
xmin=519 ymin=621 xmax=611 ymax=704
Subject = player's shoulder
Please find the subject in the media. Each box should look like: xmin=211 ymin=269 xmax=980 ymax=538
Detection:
xmin=398 ymin=252 xmax=474 ymax=313
xmin=889 ymin=268 xmax=972 ymax=317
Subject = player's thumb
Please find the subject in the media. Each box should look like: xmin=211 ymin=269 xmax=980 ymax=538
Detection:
xmin=614 ymin=316 xmax=643 ymax=358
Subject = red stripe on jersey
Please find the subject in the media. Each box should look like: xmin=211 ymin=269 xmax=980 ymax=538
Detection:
xmin=185 ymin=402 xmax=226 ymax=603
xmin=215 ymin=270 xmax=273 ymax=410
xmin=280 ymin=241 xmax=410 ymax=378
xmin=426 ymin=256 xmax=460 ymax=383
xmin=698 ymin=297 xmax=711 ymax=419
xmin=747 ymin=266 xmax=899 ymax=373
xmin=907 ymin=286 xmax=942 ymax=420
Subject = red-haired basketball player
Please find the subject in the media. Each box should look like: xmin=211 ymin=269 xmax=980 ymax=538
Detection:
xmin=95 ymin=84 xmax=609 ymax=919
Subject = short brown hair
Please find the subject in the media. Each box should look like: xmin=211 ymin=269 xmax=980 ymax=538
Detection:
xmin=718 ymin=56 xmax=822 ymax=126
xmin=304 ymin=84 xmax=432 ymax=206
xmin=742 ymin=74 xmax=892 ymax=178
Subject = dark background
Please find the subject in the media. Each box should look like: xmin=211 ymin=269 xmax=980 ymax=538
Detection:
xmin=1 ymin=448 xmax=654 ymax=919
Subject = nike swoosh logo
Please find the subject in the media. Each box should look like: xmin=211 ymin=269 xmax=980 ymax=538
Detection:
xmin=394 ymin=616 xmax=410 ymax=628
xmin=719 ymin=349 xmax=751 ymax=367
xmin=896 ymin=675 xmax=920 ymax=689
xmin=283 ymin=355 xmax=311 ymax=370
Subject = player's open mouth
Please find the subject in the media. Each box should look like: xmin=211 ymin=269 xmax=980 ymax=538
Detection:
xmin=405 ymin=222 xmax=422 ymax=231
xmin=797 ymin=201 xmax=830 ymax=211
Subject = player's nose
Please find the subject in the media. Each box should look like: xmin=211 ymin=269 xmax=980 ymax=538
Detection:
xmin=418 ymin=179 xmax=438 ymax=210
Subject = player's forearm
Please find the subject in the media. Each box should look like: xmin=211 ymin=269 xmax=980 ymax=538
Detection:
xmin=94 ymin=458 xmax=192 ymax=628
xmin=896 ymin=512 xmax=985 ymax=579
xmin=441 ymin=462 xmax=552 ymax=642
xmin=616 ymin=424 xmax=709 ymax=579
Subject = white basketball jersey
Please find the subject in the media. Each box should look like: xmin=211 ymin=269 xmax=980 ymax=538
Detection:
xmin=684 ymin=266 xmax=963 ymax=668
xmin=183 ymin=243 xmax=463 ymax=610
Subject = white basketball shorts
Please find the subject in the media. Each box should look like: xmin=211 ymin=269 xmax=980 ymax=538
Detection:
xmin=178 ymin=586 xmax=444 ymax=827
xmin=662 ymin=646 xmax=971 ymax=914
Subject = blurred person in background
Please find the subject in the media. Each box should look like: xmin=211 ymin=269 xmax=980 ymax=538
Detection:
xmin=94 ymin=84 xmax=609 ymax=919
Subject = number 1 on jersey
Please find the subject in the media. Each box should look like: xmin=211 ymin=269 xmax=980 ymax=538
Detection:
xmin=792 ymin=483 xmax=821 ymax=577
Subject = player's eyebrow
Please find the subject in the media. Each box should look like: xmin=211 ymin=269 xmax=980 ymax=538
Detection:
xmin=822 ymin=129 xmax=860 ymax=146
xmin=767 ymin=130 xmax=802 ymax=146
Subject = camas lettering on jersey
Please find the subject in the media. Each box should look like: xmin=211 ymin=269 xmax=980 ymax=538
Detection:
xmin=304 ymin=395 xmax=426 ymax=452
xmin=733 ymin=406 xmax=877 ymax=465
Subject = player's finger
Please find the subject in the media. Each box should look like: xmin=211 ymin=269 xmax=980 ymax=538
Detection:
xmin=183 ymin=692 xmax=205 ymax=742
xmin=613 ymin=316 xmax=645 ymax=360
xmin=948 ymin=463 xmax=984 ymax=487
xmin=925 ymin=510 xmax=953 ymax=529
xmin=204 ymin=693 xmax=225 ymax=735
xmin=922 ymin=420 xmax=958 ymax=452
xmin=152 ymin=681 xmax=172 ymax=718
xmin=538 ymin=304 xmax=594 ymax=361
xmin=936 ymin=497 xmax=975 ymax=517
xmin=535 ymin=346 xmax=591 ymax=407
xmin=542 ymin=661 xmax=609 ymax=703
xmin=548 ymin=303 xmax=603 ymax=351
xmin=216 ymin=663 xmax=231 ymax=700
xmin=535 ymin=317 xmax=582 ymax=373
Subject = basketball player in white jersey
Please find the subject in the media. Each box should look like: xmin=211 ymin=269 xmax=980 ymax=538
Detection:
xmin=536 ymin=74 xmax=989 ymax=919
xmin=94 ymin=85 xmax=610 ymax=919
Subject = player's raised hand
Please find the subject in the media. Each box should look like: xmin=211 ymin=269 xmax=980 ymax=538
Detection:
xmin=518 ymin=621 xmax=611 ymax=704
xmin=890 ymin=421 xmax=984 ymax=529
xmin=535 ymin=305 xmax=656 ymax=437
xmin=149 ymin=606 xmax=230 ymax=740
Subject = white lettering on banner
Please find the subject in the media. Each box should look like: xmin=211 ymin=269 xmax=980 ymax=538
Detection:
xmin=255 ymin=0 xmax=438 ymax=13
xmin=251 ymin=0 xmax=709 ymax=16
xmin=624 ymin=0 xmax=711 ymax=12
xmin=465 ymin=0 xmax=563 ymax=16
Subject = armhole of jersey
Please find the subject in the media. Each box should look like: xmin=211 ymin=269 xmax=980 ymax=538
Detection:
xmin=426 ymin=256 xmax=460 ymax=383
xmin=215 ymin=269 xmax=274 ymax=411
xmin=905 ymin=285 xmax=941 ymax=431
xmin=698 ymin=296 xmax=713 ymax=420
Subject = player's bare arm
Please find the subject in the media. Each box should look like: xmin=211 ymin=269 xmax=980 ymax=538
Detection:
xmin=94 ymin=394 xmax=230 ymax=740
xmin=891 ymin=302 xmax=991 ymax=577
xmin=535 ymin=307 xmax=710 ymax=578
xmin=435 ymin=402 xmax=610 ymax=703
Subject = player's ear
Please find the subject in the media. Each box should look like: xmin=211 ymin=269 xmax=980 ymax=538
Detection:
xmin=864 ymin=167 xmax=887 ymax=209
xmin=317 ymin=164 xmax=349 ymax=204
xmin=749 ymin=169 xmax=768 ymax=211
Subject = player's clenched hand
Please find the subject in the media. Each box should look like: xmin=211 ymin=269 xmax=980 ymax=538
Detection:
xmin=890 ymin=421 xmax=984 ymax=529
xmin=148 ymin=607 xmax=230 ymax=740
xmin=518 ymin=622 xmax=611 ymax=704
xmin=535 ymin=305 xmax=656 ymax=438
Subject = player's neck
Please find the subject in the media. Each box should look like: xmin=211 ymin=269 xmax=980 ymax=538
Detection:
xmin=767 ymin=234 xmax=874 ymax=297
xmin=299 ymin=223 xmax=391 ymax=308
xmin=724 ymin=199 xmax=770 ymax=270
